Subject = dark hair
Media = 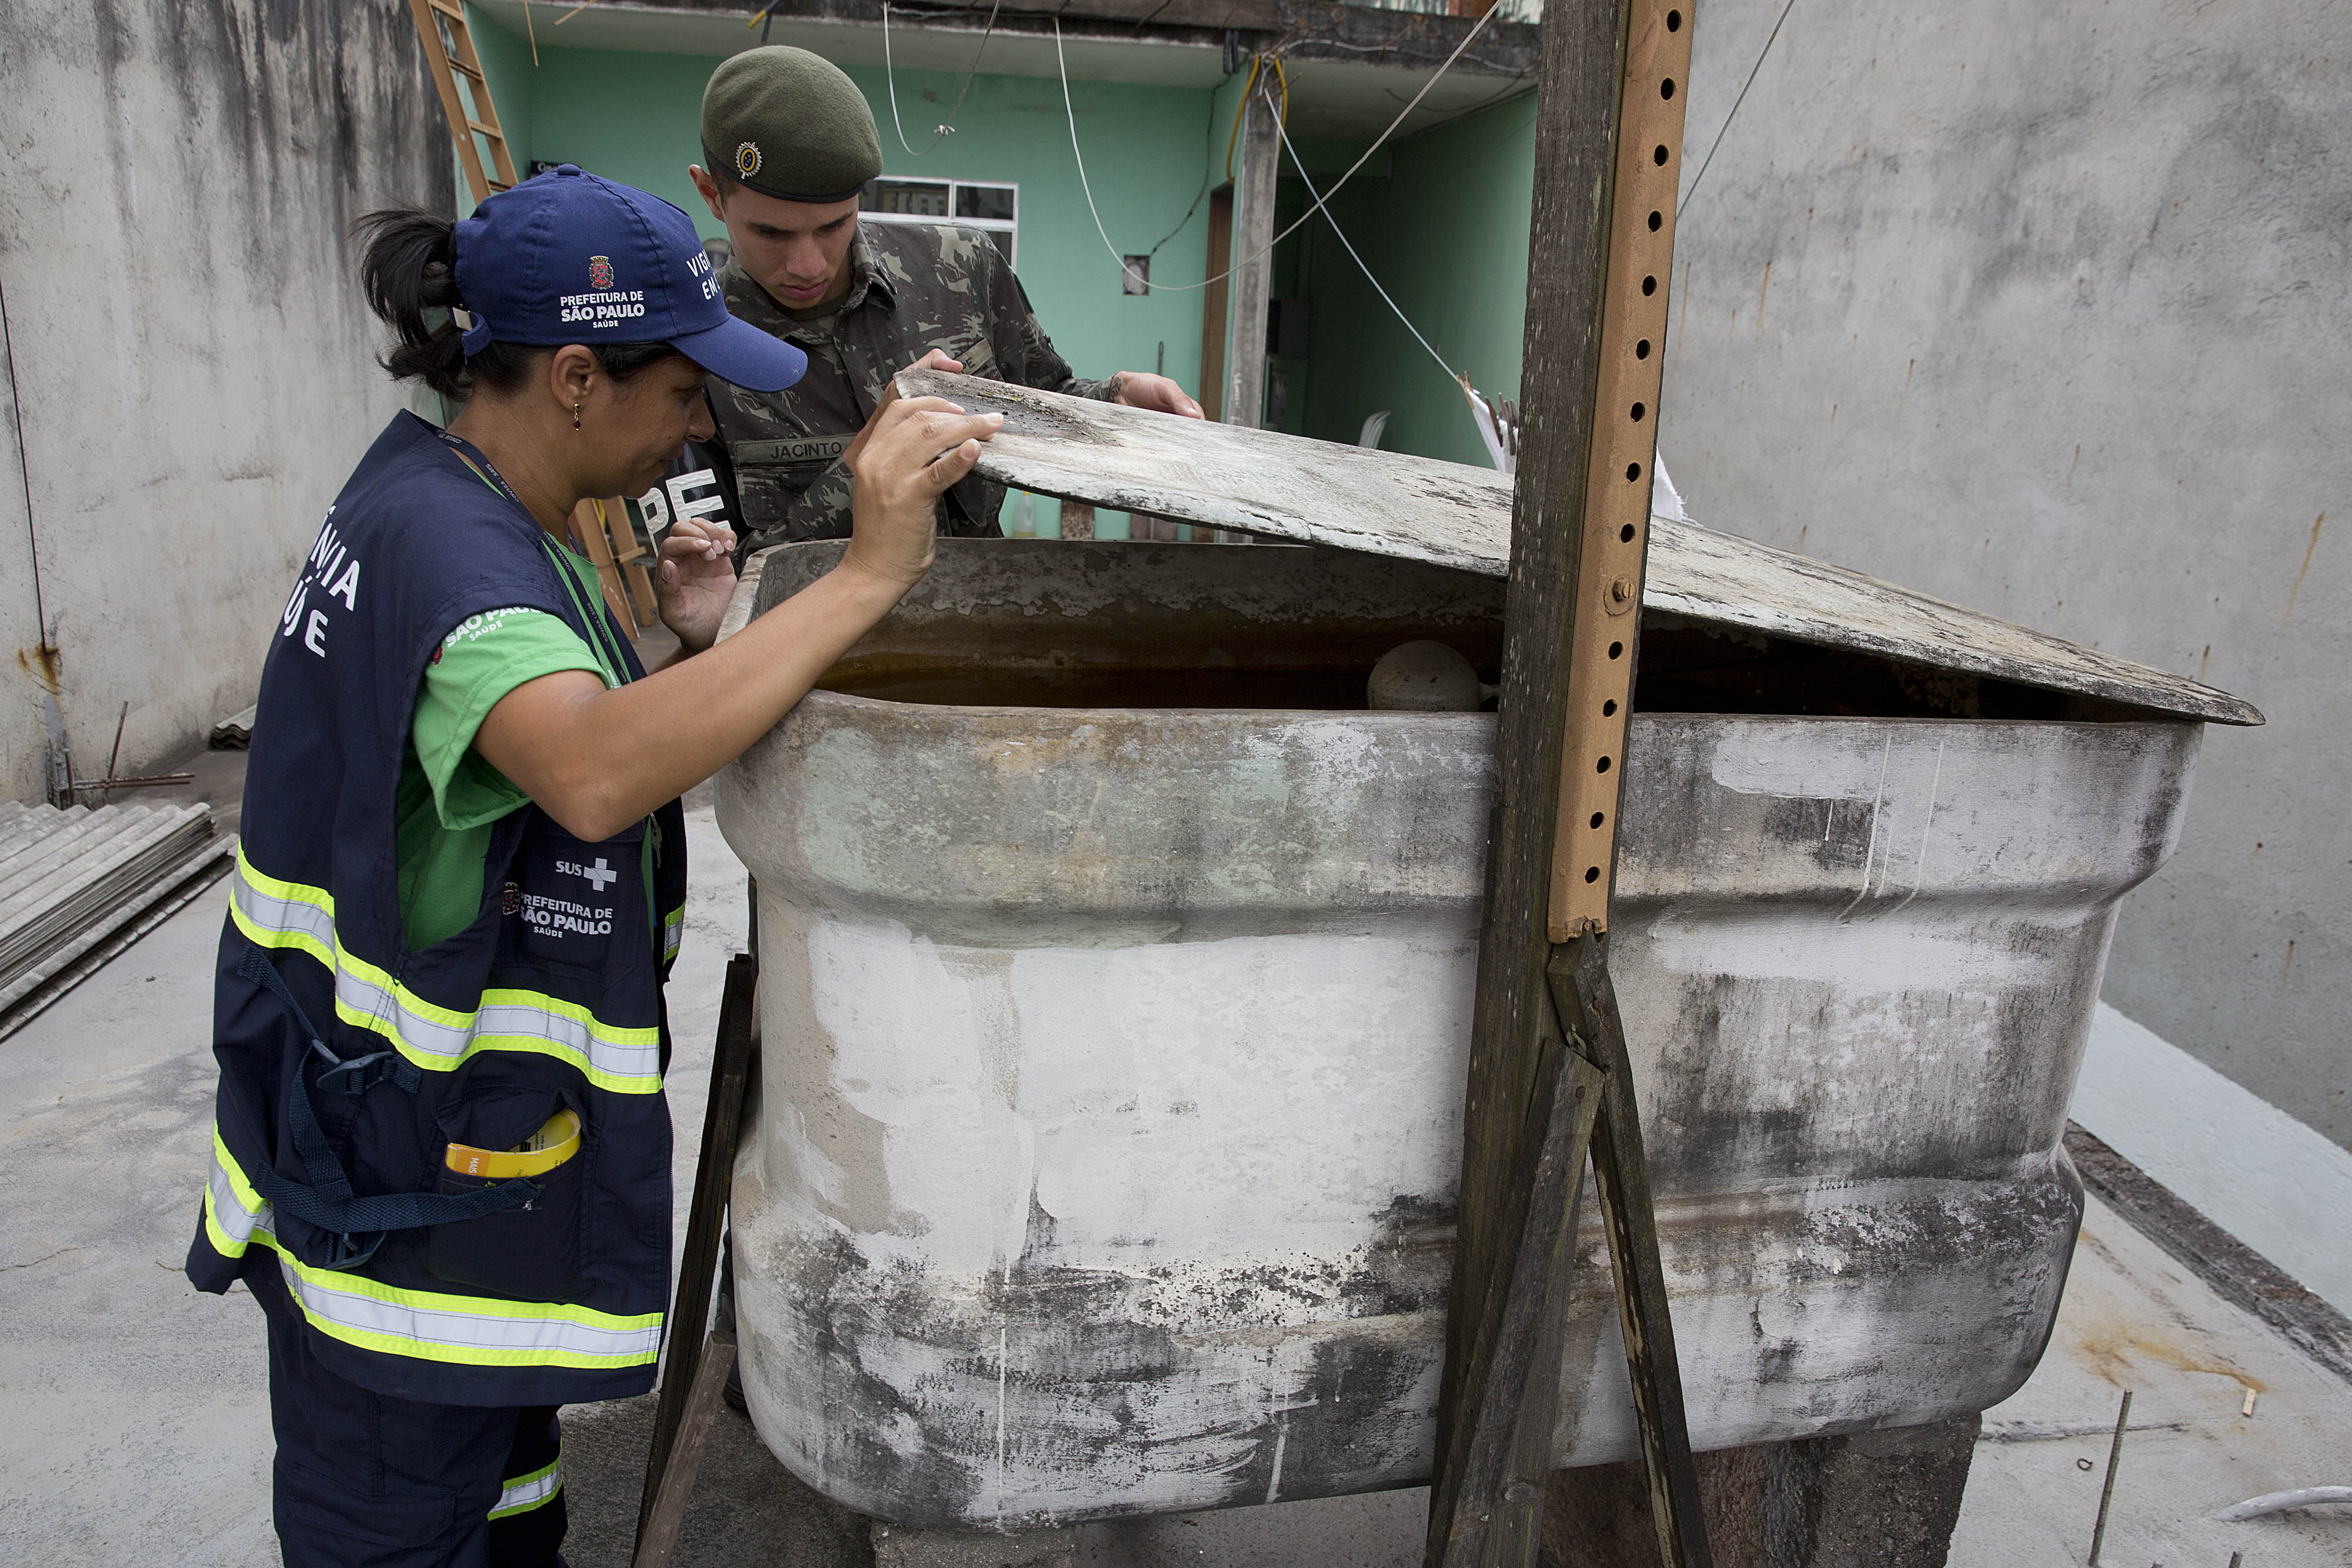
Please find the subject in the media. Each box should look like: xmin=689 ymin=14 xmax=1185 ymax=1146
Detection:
xmin=356 ymin=208 xmax=682 ymax=401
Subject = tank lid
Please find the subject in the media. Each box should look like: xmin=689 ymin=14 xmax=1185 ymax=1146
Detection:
xmin=898 ymin=369 xmax=2260 ymax=727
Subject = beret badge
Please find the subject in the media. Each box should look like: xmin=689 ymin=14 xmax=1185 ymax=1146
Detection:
xmin=735 ymin=141 xmax=763 ymax=179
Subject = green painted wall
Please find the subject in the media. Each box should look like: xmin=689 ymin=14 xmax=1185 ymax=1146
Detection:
xmin=463 ymin=12 xmax=1228 ymax=535
xmin=459 ymin=12 xmax=1541 ymax=499
xmin=1301 ymin=92 xmax=1536 ymax=468
xmin=464 ymin=19 xmax=1217 ymax=402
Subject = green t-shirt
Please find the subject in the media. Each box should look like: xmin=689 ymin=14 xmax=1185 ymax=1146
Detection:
xmin=393 ymin=546 xmax=614 ymax=950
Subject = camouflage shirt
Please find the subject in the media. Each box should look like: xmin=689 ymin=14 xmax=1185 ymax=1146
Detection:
xmin=709 ymin=222 xmax=1117 ymax=552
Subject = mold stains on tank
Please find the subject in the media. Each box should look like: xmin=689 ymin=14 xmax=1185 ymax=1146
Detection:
xmin=744 ymin=1195 xmax=1461 ymax=1527
xmin=1017 ymin=1188 xmax=1058 ymax=1266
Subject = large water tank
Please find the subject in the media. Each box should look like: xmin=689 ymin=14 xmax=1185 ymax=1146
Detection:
xmin=716 ymin=534 xmax=2220 ymax=1530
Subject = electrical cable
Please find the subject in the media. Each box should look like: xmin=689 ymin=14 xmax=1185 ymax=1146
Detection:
xmin=1678 ymin=0 xmax=1798 ymax=218
xmin=1222 ymin=56 xmax=1291 ymax=182
xmin=1138 ymin=86 xmax=1231 ymax=278
xmin=1054 ymin=9 xmax=1496 ymax=293
xmin=0 ymin=266 xmax=44 ymax=639
xmin=1386 ymin=72 xmax=1531 ymax=142
xmin=1269 ymin=101 xmax=1459 ymax=385
xmin=881 ymin=0 xmax=1004 ymax=157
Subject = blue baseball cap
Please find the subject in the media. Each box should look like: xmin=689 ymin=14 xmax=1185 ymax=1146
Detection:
xmin=453 ymin=165 xmax=806 ymax=393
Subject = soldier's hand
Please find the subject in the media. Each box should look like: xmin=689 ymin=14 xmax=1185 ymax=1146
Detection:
xmin=843 ymin=350 xmax=967 ymax=472
xmin=1111 ymin=371 xmax=1204 ymax=419
xmin=840 ymin=396 xmax=1001 ymax=591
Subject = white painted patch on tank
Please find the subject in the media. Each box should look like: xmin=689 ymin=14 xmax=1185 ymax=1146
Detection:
xmin=803 ymin=914 xmax=1476 ymax=1282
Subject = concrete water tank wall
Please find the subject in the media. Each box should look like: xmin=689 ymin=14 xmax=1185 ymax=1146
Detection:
xmin=718 ymin=539 xmax=2199 ymax=1529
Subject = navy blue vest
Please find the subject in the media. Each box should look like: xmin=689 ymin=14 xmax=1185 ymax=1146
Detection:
xmin=188 ymin=412 xmax=689 ymax=1407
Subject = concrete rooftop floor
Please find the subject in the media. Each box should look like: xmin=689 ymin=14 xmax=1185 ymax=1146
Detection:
xmin=2 ymin=794 xmax=2347 ymax=1566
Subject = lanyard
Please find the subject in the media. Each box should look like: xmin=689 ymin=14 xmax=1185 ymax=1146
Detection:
xmin=440 ymin=432 xmax=667 ymax=950
xmin=437 ymin=433 xmax=637 ymax=688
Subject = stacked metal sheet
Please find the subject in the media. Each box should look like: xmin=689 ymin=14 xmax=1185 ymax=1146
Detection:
xmin=0 ymin=800 xmax=232 ymax=1035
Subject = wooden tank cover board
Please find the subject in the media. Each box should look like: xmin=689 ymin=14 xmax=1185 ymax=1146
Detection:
xmin=892 ymin=367 xmax=2261 ymax=728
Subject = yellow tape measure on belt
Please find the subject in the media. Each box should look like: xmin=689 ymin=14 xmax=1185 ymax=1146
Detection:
xmin=445 ymin=1108 xmax=581 ymax=1179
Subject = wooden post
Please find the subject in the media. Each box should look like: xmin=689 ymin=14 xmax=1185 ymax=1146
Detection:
xmin=636 ymin=954 xmax=759 ymax=1548
xmin=1224 ymin=75 xmax=1278 ymax=430
xmin=630 ymin=1333 xmax=738 ymax=1568
xmin=1199 ymin=188 xmax=1234 ymax=423
xmin=1429 ymin=0 xmax=1702 ymax=1563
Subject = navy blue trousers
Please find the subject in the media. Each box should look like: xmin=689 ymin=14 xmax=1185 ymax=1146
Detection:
xmin=254 ymin=1266 xmax=568 ymax=1568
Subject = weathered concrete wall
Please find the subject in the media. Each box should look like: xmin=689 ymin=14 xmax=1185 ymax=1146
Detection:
xmin=0 ymin=0 xmax=453 ymax=798
xmin=1663 ymin=0 xmax=2352 ymax=1143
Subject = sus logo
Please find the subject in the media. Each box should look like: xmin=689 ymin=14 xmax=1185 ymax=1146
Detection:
xmin=589 ymin=255 xmax=614 ymax=290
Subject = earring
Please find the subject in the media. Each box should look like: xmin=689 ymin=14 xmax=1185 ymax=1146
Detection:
xmin=572 ymin=401 xmax=582 ymax=430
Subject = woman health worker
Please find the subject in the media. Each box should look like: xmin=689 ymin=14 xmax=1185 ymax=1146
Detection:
xmin=185 ymin=166 xmax=999 ymax=1565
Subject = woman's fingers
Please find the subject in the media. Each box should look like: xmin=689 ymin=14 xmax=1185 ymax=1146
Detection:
xmin=857 ymin=400 xmax=1000 ymax=480
xmin=662 ymin=516 xmax=737 ymax=560
xmin=925 ymin=437 xmax=985 ymax=491
xmin=847 ymin=356 xmax=971 ymax=465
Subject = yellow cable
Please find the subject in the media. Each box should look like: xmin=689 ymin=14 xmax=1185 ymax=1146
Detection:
xmin=1224 ymin=57 xmax=1261 ymax=183
xmin=1223 ymin=56 xmax=1292 ymax=183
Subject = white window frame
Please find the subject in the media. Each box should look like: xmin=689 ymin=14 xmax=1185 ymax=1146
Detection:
xmin=861 ymin=178 xmax=1018 ymax=269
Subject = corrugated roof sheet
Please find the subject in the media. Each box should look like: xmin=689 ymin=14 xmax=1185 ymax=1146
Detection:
xmin=897 ymin=369 xmax=2261 ymax=727
xmin=0 ymin=800 xmax=227 ymax=1022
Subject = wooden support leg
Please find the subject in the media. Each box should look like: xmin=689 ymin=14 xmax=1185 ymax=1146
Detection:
xmin=634 ymin=952 xmax=760 ymax=1549
xmin=1428 ymin=1009 xmax=1608 ymax=1567
xmin=630 ymin=1333 xmax=739 ymax=1568
xmin=1547 ymin=938 xmax=1710 ymax=1567
xmin=1544 ymin=1415 xmax=1982 ymax=1568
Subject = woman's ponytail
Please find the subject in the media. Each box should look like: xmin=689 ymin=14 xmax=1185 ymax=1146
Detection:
xmin=356 ymin=208 xmax=472 ymax=400
xmin=356 ymin=205 xmax=684 ymax=402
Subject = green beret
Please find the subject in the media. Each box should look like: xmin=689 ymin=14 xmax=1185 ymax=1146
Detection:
xmin=702 ymin=47 xmax=882 ymax=205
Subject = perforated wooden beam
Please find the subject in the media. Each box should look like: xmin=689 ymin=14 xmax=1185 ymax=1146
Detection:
xmin=1548 ymin=0 xmax=1695 ymax=940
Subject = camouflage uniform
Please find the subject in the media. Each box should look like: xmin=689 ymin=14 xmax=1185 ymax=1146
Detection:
xmin=709 ymin=220 xmax=1117 ymax=553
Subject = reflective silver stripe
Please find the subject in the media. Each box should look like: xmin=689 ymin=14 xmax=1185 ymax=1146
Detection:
xmin=231 ymin=855 xmax=662 ymax=1093
xmin=228 ymin=867 xmax=473 ymax=1065
xmin=276 ymin=1257 xmax=663 ymax=1367
xmin=490 ymin=1456 xmax=564 ymax=1519
xmin=205 ymin=1138 xmax=270 ymax=1254
xmin=476 ymin=997 xmax=662 ymax=1085
xmin=229 ymin=862 xmax=337 ymax=961
xmin=208 ymin=1159 xmax=262 ymax=1243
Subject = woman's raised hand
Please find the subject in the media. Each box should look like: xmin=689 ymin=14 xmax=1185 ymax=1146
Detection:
xmin=839 ymin=396 xmax=1001 ymax=593
xmin=653 ymin=514 xmax=739 ymax=654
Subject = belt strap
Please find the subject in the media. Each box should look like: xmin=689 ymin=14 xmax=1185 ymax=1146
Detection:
xmin=237 ymin=947 xmax=540 ymax=1268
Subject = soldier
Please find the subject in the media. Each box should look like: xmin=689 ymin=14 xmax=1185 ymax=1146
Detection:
xmin=671 ymin=46 xmax=1202 ymax=554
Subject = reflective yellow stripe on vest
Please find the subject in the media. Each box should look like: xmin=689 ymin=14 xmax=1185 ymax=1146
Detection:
xmin=490 ymin=1455 xmax=564 ymax=1519
xmin=203 ymin=1128 xmax=269 ymax=1260
xmin=228 ymin=848 xmax=662 ymax=1094
xmin=275 ymin=1253 xmax=661 ymax=1369
xmin=203 ymin=1131 xmax=662 ymax=1372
